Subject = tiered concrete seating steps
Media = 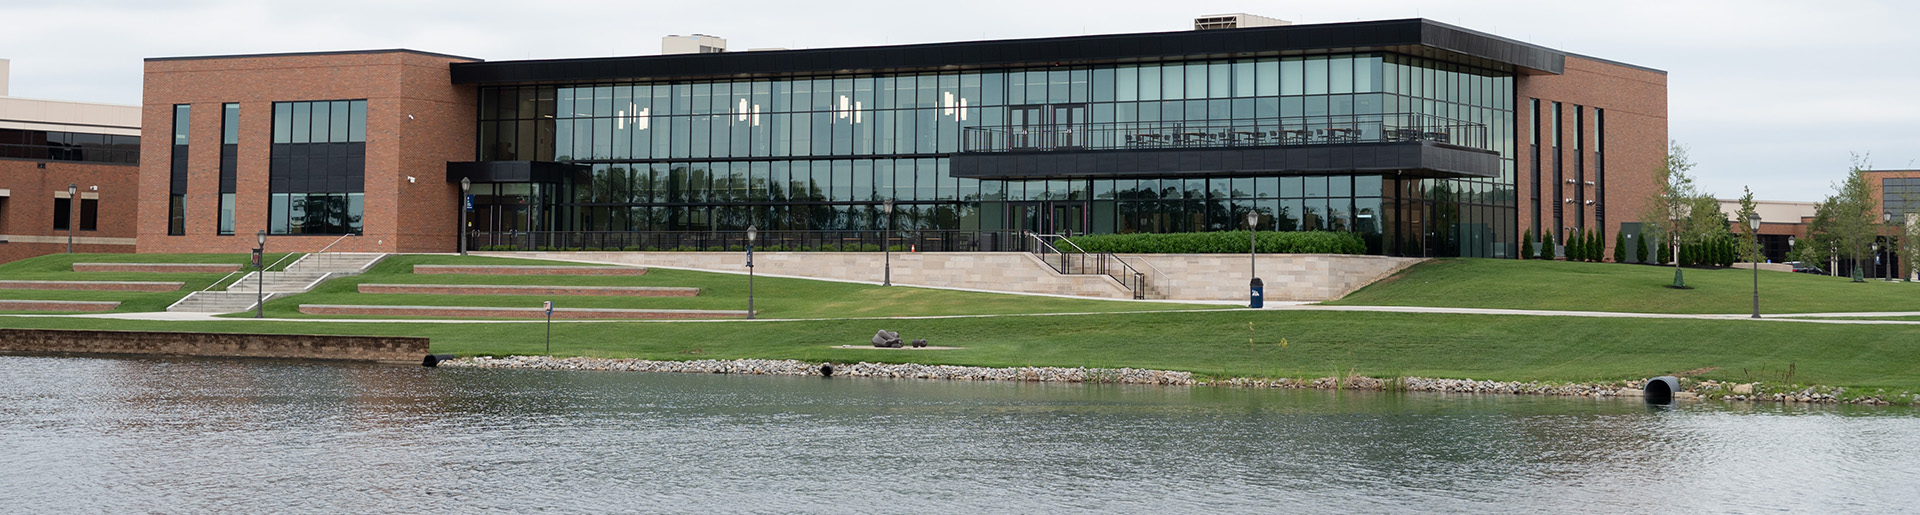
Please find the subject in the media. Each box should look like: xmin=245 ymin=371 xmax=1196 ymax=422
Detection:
xmin=167 ymin=253 xmax=387 ymax=314
xmin=297 ymin=305 xmax=746 ymax=319
xmin=356 ymin=284 xmax=698 ymax=296
xmin=72 ymin=263 xmax=240 ymax=273
xmin=412 ymin=265 xmax=648 ymax=276
xmin=0 ymin=280 xmax=183 ymax=292
xmin=0 ymin=300 xmax=120 ymax=312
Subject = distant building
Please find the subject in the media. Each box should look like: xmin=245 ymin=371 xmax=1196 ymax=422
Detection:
xmin=0 ymin=59 xmax=141 ymax=263
xmin=1723 ymin=169 xmax=1920 ymax=276
xmin=662 ymin=35 xmax=727 ymax=55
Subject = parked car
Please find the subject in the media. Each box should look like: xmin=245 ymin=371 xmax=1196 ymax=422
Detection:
xmin=1787 ymin=262 xmax=1826 ymax=275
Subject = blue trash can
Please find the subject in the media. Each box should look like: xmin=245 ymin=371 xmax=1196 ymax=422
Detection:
xmin=1249 ymin=278 xmax=1264 ymax=308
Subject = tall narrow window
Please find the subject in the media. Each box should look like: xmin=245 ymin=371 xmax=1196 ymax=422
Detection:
xmin=80 ymin=198 xmax=98 ymax=231
xmin=1595 ymin=108 xmax=1606 ymax=230
xmin=1574 ymin=105 xmax=1584 ymax=230
xmin=169 ymin=104 xmax=190 ymax=235
xmin=1550 ymin=101 xmax=1562 ymax=242
xmin=218 ymin=103 xmax=238 ymax=235
xmin=52 ymin=197 xmax=72 ymax=230
xmin=1529 ymin=98 xmax=1540 ymax=238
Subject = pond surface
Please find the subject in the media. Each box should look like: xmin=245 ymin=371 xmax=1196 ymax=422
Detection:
xmin=1 ymin=355 xmax=1915 ymax=512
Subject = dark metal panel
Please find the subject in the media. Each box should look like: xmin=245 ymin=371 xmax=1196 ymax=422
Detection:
xmin=450 ymin=18 xmax=1584 ymax=84
xmin=949 ymin=142 xmax=1498 ymax=179
xmin=445 ymin=161 xmax=584 ymax=183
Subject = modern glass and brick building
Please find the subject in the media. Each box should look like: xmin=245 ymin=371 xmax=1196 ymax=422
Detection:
xmin=137 ymin=18 xmax=1667 ymax=258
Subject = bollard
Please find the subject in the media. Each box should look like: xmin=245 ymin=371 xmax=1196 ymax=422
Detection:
xmin=1644 ymin=375 xmax=1680 ymax=404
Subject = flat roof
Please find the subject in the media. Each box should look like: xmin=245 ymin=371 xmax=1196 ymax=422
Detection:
xmin=146 ymin=48 xmax=478 ymax=63
xmin=451 ymin=18 xmax=1591 ymax=85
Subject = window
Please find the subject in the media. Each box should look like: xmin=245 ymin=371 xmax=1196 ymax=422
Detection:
xmin=169 ymin=104 xmax=189 ymax=235
xmin=219 ymin=103 xmax=238 ymax=235
xmin=268 ymin=100 xmax=366 ymax=234
xmin=80 ymin=198 xmax=98 ymax=231
xmin=53 ymin=198 xmax=71 ymax=230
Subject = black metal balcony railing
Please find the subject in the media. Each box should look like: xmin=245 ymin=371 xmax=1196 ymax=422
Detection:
xmin=468 ymin=230 xmax=1039 ymax=253
xmin=961 ymin=113 xmax=1488 ymax=154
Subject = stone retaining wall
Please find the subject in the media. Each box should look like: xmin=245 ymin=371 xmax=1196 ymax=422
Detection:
xmin=0 ymin=300 xmax=121 ymax=311
xmin=485 ymin=252 xmax=1134 ymax=299
xmin=476 ymin=251 xmax=1417 ymax=301
xmin=73 ymin=263 xmax=240 ymax=273
xmin=357 ymin=284 xmax=698 ymax=296
xmin=0 ymin=280 xmax=184 ymax=292
xmin=0 ymin=329 xmax=426 ymax=362
xmin=299 ymin=304 xmax=746 ymax=319
xmin=413 ymin=265 xmax=648 ymax=276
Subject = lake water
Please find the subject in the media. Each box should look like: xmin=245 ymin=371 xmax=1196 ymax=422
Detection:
xmin=1 ymin=355 xmax=1915 ymax=512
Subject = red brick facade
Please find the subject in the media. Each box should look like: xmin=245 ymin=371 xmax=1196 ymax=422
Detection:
xmin=1516 ymin=56 xmax=1669 ymax=259
xmin=136 ymin=50 xmax=478 ymax=255
xmin=0 ymin=160 xmax=140 ymax=263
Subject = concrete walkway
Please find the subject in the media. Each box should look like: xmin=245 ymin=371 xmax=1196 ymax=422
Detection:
xmin=10 ymin=303 xmax=1920 ymax=325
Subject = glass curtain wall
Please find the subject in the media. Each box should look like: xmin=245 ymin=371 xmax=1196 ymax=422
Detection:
xmin=474 ymin=53 xmax=1515 ymax=256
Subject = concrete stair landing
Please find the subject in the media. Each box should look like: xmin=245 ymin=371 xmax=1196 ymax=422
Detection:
xmin=167 ymin=253 xmax=386 ymax=314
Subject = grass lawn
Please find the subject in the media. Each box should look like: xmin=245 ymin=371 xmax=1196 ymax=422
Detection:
xmin=249 ymin=254 xmax=1227 ymax=319
xmin=2 ymin=310 xmax=1917 ymax=390
xmin=1331 ymin=258 xmax=1920 ymax=314
xmin=0 ymin=252 xmax=299 ymax=313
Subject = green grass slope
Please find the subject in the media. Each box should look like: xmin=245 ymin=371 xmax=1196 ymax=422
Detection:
xmin=1331 ymin=258 xmax=1918 ymax=314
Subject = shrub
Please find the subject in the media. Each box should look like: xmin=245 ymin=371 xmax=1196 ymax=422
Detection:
xmin=1591 ymin=230 xmax=1604 ymax=262
xmin=1060 ymin=231 xmax=1367 ymax=255
xmin=1541 ymin=231 xmax=1557 ymax=260
xmin=1634 ymin=231 xmax=1648 ymax=264
xmin=1656 ymin=239 xmax=1671 ymax=265
xmin=1614 ymin=231 xmax=1627 ymax=263
xmin=1520 ymin=229 xmax=1535 ymax=260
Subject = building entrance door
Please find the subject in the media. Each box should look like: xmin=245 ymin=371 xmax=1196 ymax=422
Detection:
xmin=1008 ymin=201 xmax=1085 ymax=236
xmin=1009 ymin=104 xmax=1087 ymax=150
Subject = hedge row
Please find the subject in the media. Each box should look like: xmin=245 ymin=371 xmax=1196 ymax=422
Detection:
xmin=1059 ymin=231 xmax=1367 ymax=254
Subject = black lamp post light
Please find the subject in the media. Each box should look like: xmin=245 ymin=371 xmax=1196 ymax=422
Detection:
xmin=1749 ymin=214 xmax=1761 ymax=319
xmin=882 ymin=199 xmax=894 ymax=287
xmin=256 ymin=230 xmax=267 ymax=319
xmin=746 ymin=224 xmax=756 ymax=320
xmin=66 ymin=183 xmax=77 ymax=253
xmin=1884 ymin=211 xmax=1895 ymax=282
xmin=459 ymin=177 xmax=471 ymax=256
xmin=1247 ymin=210 xmax=1262 ymax=308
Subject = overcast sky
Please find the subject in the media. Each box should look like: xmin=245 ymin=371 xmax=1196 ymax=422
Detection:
xmin=3 ymin=0 xmax=1915 ymax=202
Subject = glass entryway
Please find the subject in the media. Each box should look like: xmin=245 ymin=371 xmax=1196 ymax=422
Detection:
xmin=1008 ymin=201 xmax=1085 ymax=236
xmin=1009 ymin=104 xmax=1087 ymax=150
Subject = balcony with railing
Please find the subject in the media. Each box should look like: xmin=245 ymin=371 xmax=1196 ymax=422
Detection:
xmin=952 ymin=113 xmax=1500 ymax=180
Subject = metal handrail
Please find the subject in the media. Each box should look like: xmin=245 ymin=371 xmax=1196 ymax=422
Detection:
xmin=1030 ymin=233 xmax=1147 ymax=299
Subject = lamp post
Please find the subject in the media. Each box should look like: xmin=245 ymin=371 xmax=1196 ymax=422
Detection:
xmin=882 ymin=199 xmax=894 ymax=286
xmin=459 ymin=177 xmax=471 ymax=256
xmin=746 ymin=224 xmax=756 ymax=319
xmin=1750 ymin=214 xmax=1762 ymax=319
xmin=1885 ymin=211 xmax=1895 ymax=281
xmin=66 ymin=183 xmax=77 ymax=253
xmin=1247 ymin=210 xmax=1262 ymax=308
xmin=255 ymin=230 xmax=266 ymax=319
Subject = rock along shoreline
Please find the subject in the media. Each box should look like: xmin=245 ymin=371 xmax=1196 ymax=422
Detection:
xmin=442 ymin=356 xmax=1914 ymax=406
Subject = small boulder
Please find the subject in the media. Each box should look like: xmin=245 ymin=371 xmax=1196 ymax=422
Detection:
xmin=873 ymin=330 xmax=902 ymax=348
xmin=911 ymin=338 xmax=928 ymax=348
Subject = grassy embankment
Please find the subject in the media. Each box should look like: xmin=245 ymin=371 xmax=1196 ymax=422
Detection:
xmin=0 ymin=253 xmax=299 ymax=313
xmin=4 ymin=254 xmax=1920 ymax=396
xmin=1 ymin=309 xmax=1916 ymax=391
xmin=1331 ymin=258 xmax=1920 ymax=314
xmin=244 ymin=254 xmax=1228 ymax=319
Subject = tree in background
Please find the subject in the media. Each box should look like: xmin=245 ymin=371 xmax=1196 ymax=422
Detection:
xmin=1542 ymin=231 xmax=1557 ymax=260
xmin=1520 ymin=229 xmax=1535 ymax=260
xmin=1639 ymin=142 xmax=1721 ymax=287
xmin=1735 ymin=187 xmax=1764 ymax=264
xmin=1796 ymin=155 xmax=1879 ymax=282
xmin=1614 ymin=230 xmax=1628 ymax=263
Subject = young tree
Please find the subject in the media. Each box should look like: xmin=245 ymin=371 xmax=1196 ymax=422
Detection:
xmin=1567 ymin=228 xmax=1581 ymax=262
xmin=1542 ymin=231 xmax=1557 ymax=260
xmin=1614 ymin=230 xmax=1628 ymax=263
xmin=1639 ymin=142 xmax=1720 ymax=287
xmin=1520 ymin=229 xmax=1534 ymax=260
xmin=1801 ymin=155 xmax=1879 ymax=281
xmin=1734 ymin=186 xmax=1764 ymax=264
xmin=1634 ymin=228 xmax=1649 ymax=264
